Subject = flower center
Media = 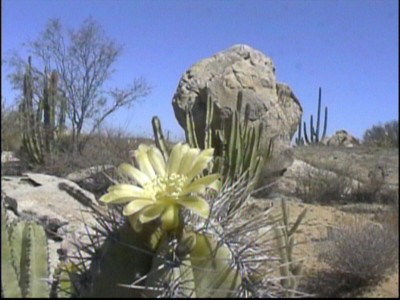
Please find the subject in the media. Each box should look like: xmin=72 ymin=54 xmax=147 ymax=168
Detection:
xmin=147 ymin=173 xmax=187 ymax=202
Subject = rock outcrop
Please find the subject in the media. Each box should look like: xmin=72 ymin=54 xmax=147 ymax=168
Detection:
xmin=323 ymin=130 xmax=360 ymax=147
xmin=1 ymin=151 xmax=21 ymax=176
xmin=172 ymin=44 xmax=303 ymax=158
xmin=1 ymin=173 xmax=102 ymax=277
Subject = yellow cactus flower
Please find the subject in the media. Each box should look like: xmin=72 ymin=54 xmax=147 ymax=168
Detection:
xmin=100 ymin=143 xmax=220 ymax=232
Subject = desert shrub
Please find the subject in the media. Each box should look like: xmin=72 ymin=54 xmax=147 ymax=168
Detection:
xmin=1 ymin=101 xmax=22 ymax=152
xmin=373 ymin=192 xmax=399 ymax=237
xmin=30 ymin=126 xmax=153 ymax=177
xmin=295 ymin=164 xmax=354 ymax=204
xmin=295 ymin=159 xmax=394 ymax=205
xmin=362 ymin=120 xmax=398 ymax=148
xmin=318 ymin=217 xmax=398 ymax=287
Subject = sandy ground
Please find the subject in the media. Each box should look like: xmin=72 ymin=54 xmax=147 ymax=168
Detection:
xmin=278 ymin=200 xmax=399 ymax=298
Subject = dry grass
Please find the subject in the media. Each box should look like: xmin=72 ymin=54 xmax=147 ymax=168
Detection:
xmin=294 ymin=163 xmax=355 ymax=204
xmin=27 ymin=127 xmax=155 ymax=177
xmin=320 ymin=218 xmax=398 ymax=282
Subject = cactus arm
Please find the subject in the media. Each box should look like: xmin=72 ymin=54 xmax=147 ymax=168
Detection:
xmin=145 ymin=233 xmax=196 ymax=298
xmin=1 ymin=207 xmax=22 ymax=298
xmin=295 ymin=118 xmax=303 ymax=146
xmin=152 ymin=116 xmax=170 ymax=161
xmin=303 ymin=121 xmax=310 ymax=144
xmin=310 ymin=115 xmax=316 ymax=143
xmin=19 ymin=58 xmax=64 ymax=164
xmin=204 ymin=93 xmax=214 ymax=150
xmin=19 ymin=221 xmax=50 ymax=298
xmin=316 ymin=87 xmax=322 ymax=142
xmin=145 ymin=232 xmax=241 ymax=298
xmin=321 ymin=106 xmax=328 ymax=141
xmin=181 ymin=90 xmax=269 ymax=193
xmin=189 ymin=233 xmax=241 ymax=298
xmin=43 ymin=69 xmax=51 ymax=154
xmin=10 ymin=222 xmax=25 ymax=279
xmin=275 ymin=199 xmax=308 ymax=297
xmin=185 ymin=106 xmax=199 ymax=148
xmin=303 ymin=87 xmax=329 ymax=145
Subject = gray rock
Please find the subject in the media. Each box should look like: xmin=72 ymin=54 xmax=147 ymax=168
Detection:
xmin=323 ymin=130 xmax=360 ymax=147
xmin=1 ymin=151 xmax=21 ymax=176
xmin=1 ymin=173 xmax=102 ymax=278
xmin=66 ymin=164 xmax=115 ymax=195
xmin=172 ymin=44 xmax=303 ymax=157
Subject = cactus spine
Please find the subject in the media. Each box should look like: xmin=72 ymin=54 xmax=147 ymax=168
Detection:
xmin=1 ymin=203 xmax=51 ymax=298
xmin=303 ymin=87 xmax=328 ymax=145
xmin=19 ymin=57 xmax=67 ymax=164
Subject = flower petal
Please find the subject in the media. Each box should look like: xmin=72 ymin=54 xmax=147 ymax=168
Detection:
xmin=167 ymin=143 xmax=188 ymax=174
xmin=139 ymin=204 xmax=165 ymax=223
xmin=135 ymin=144 xmax=156 ymax=179
xmin=148 ymin=146 xmax=166 ymax=176
xmin=177 ymin=196 xmax=210 ymax=219
xmin=186 ymin=148 xmax=214 ymax=182
xmin=108 ymin=184 xmax=146 ymax=194
xmin=118 ymin=163 xmax=150 ymax=187
xmin=160 ymin=205 xmax=180 ymax=231
xmin=100 ymin=193 xmax=133 ymax=204
xmin=100 ymin=187 xmax=150 ymax=204
xmin=178 ymin=148 xmax=201 ymax=176
xmin=123 ymin=199 xmax=154 ymax=216
xmin=128 ymin=214 xmax=143 ymax=232
xmin=182 ymin=174 xmax=221 ymax=194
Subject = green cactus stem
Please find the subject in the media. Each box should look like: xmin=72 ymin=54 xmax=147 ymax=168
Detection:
xmin=274 ymin=199 xmax=307 ymax=297
xmin=144 ymin=231 xmax=241 ymax=298
xmin=303 ymin=87 xmax=328 ymax=145
xmin=182 ymin=90 xmax=271 ymax=193
xmin=152 ymin=116 xmax=170 ymax=161
xmin=19 ymin=57 xmax=66 ymax=164
xmin=295 ymin=117 xmax=305 ymax=146
xmin=1 ymin=203 xmax=51 ymax=298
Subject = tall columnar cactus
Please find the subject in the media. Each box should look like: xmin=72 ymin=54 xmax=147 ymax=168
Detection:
xmin=1 ymin=204 xmax=51 ymax=297
xmin=274 ymin=199 xmax=308 ymax=297
xmin=19 ymin=57 xmax=67 ymax=164
xmin=303 ymin=87 xmax=328 ymax=145
xmin=295 ymin=118 xmax=305 ymax=146
xmin=181 ymin=90 xmax=272 ymax=192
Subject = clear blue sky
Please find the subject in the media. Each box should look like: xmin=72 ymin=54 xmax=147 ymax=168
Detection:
xmin=2 ymin=0 xmax=398 ymax=141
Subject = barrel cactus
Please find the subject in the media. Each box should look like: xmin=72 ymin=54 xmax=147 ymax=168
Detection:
xmin=61 ymin=139 xmax=290 ymax=297
xmin=59 ymin=116 xmax=306 ymax=298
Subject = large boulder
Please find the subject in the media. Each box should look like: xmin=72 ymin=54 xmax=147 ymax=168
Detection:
xmin=323 ymin=130 xmax=360 ymax=147
xmin=1 ymin=173 xmax=103 ymax=278
xmin=172 ymin=44 xmax=303 ymax=158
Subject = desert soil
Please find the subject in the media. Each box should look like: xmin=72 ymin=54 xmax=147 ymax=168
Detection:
xmin=269 ymin=145 xmax=399 ymax=298
xmin=280 ymin=200 xmax=399 ymax=298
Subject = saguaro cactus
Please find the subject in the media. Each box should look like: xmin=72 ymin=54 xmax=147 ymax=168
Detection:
xmin=302 ymin=87 xmax=328 ymax=145
xmin=19 ymin=57 xmax=67 ymax=164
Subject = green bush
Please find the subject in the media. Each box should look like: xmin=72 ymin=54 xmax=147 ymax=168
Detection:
xmin=362 ymin=120 xmax=398 ymax=148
